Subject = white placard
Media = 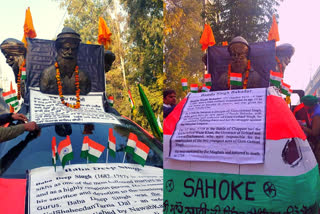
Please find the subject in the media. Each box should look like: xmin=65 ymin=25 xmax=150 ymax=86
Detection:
xmin=169 ymin=88 xmax=267 ymax=164
xmin=30 ymin=89 xmax=120 ymax=125
xmin=28 ymin=163 xmax=163 ymax=214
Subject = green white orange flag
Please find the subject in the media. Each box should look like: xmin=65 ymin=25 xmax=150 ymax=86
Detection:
xmin=128 ymin=89 xmax=135 ymax=110
xmin=230 ymin=73 xmax=242 ymax=86
xmin=21 ymin=67 xmax=26 ymax=80
xmin=80 ymin=136 xmax=89 ymax=159
xmin=201 ymin=84 xmax=211 ymax=92
xmin=281 ymin=80 xmax=292 ymax=96
xmin=51 ymin=137 xmax=58 ymax=171
xmin=204 ymin=74 xmax=212 ymax=86
xmin=58 ymin=135 xmax=73 ymax=169
xmin=126 ymin=133 xmax=138 ymax=154
xmin=133 ymin=141 xmax=150 ymax=167
xmin=108 ymin=128 xmax=116 ymax=158
xmin=108 ymin=95 xmax=114 ymax=107
xmin=190 ymin=84 xmax=198 ymax=93
xmin=270 ymin=70 xmax=283 ymax=88
xmin=181 ymin=78 xmax=188 ymax=91
xmin=2 ymin=85 xmax=19 ymax=112
xmin=88 ymin=137 xmax=105 ymax=163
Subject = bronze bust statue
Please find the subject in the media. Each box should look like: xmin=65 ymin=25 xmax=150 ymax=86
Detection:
xmin=0 ymin=38 xmax=27 ymax=99
xmin=40 ymin=27 xmax=91 ymax=95
xmin=217 ymin=36 xmax=263 ymax=90
xmin=275 ymin=43 xmax=295 ymax=76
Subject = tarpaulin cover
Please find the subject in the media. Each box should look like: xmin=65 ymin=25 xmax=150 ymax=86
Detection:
xmin=164 ymin=94 xmax=306 ymax=140
xmin=0 ymin=178 xmax=26 ymax=214
xmin=25 ymin=38 xmax=105 ymax=105
xmin=207 ymin=40 xmax=276 ymax=91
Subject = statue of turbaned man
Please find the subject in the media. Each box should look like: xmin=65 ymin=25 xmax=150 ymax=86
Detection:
xmin=40 ymin=27 xmax=91 ymax=101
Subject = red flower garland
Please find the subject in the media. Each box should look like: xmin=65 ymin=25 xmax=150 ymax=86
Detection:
xmin=55 ymin=62 xmax=80 ymax=109
xmin=17 ymin=59 xmax=26 ymax=100
xmin=227 ymin=60 xmax=250 ymax=89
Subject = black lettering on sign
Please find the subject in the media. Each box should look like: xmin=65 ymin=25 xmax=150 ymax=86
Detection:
xmin=245 ymin=181 xmax=255 ymax=201
xmin=195 ymin=179 xmax=204 ymax=198
xmin=231 ymin=181 xmax=243 ymax=200
xmin=184 ymin=178 xmax=194 ymax=197
xmin=218 ymin=180 xmax=229 ymax=200
xmin=205 ymin=179 xmax=216 ymax=198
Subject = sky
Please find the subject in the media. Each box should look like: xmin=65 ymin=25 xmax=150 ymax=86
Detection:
xmin=0 ymin=0 xmax=319 ymax=104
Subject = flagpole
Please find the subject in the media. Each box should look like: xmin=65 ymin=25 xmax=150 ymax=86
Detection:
xmin=122 ymin=152 xmax=126 ymax=163
xmin=106 ymin=149 xmax=109 ymax=163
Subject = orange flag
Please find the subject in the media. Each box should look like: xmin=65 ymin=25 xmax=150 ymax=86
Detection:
xmin=199 ymin=24 xmax=216 ymax=51
xmin=97 ymin=17 xmax=112 ymax=50
xmin=268 ymin=14 xmax=280 ymax=42
xmin=222 ymin=41 xmax=228 ymax=46
xmin=22 ymin=7 xmax=37 ymax=47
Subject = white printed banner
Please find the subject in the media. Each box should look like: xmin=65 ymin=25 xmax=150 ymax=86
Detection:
xmin=169 ymin=88 xmax=267 ymax=164
xmin=28 ymin=163 xmax=163 ymax=214
xmin=30 ymin=89 xmax=120 ymax=125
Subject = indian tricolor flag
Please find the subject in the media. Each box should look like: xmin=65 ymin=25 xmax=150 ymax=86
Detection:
xmin=108 ymin=128 xmax=116 ymax=157
xmin=181 ymin=78 xmax=188 ymax=91
xmin=133 ymin=141 xmax=150 ymax=167
xmin=108 ymin=96 xmax=114 ymax=107
xmin=230 ymin=73 xmax=242 ymax=86
xmin=80 ymin=136 xmax=89 ymax=159
xmin=281 ymin=80 xmax=292 ymax=96
xmin=190 ymin=84 xmax=198 ymax=93
xmin=270 ymin=70 xmax=283 ymax=88
xmin=58 ymin=135 xmax=73 ymax=168
xmin=201 ymin=84 xmax=211 ymax=92
xmin=204 ymin=74 xmax=212 ymax=86
xmin=21 ymin=67 xmax=26 ymax=80
xmin=126 ymin=133 xmax=138 ymax=154
xmin=51 ymin=137 xmax=58 ymax=171
xmin=2 ymin=89 xmax=19 ymax=111
xmin=128 ymin=89 xmax=135 ymax=110
xmin=88 ymin=137 xmax=105 ymax=163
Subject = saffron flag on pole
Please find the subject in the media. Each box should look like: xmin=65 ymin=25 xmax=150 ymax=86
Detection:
xmin=270 ymin=70 xmax=283 ymax=88
xmin=181 ymin=78 xmax=188 ymax=91
xmin=51 ymin=137 xmax=58 ymax=171
xmin=2 ymin=84 xmax=19 ymax=112
xmin=128 ymin=89 xmax=135 ymax=110
xmin=97 ymin=17 xmax=112 ymax=50
xmin=58 ymin=135 xmax=73 ymax=168
xmin=281 ymin=80 xmax=292 ymax=96
xmin=268 ymin=14 xmax=280 ymax=42
xmin=107 ymin=96 xmax=114 ymax=107
xmin=80 ymin=136 xmax=89 ymax=159
xmin=88 ymin=137 xmax=105 ymax=163
xmin=22 ymin=7 xmax=37 ymax=47
xmin=133 ymin=141 xmax=150 ymax=167
xmin=126 ymin=133 xmax=138 ymax=154
xmin=199 ymin=24 xmax=216 ymax=51
xmin=204 ymin=74 xmax=212 ymax=86
xmin=230 ymin=73 xmax=242 ymax=86
xmin=108 ymin=128 xmax=116 ymax=158
xmin=190 ymin=84 xmax=198 ymax=93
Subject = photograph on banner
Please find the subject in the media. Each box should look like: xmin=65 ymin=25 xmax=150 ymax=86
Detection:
xmin=163 ymin=0 xmax=320 ymax=212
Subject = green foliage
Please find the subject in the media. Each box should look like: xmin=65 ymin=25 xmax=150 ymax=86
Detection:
xmin=204 ymin=0 xmax=283 ymax=43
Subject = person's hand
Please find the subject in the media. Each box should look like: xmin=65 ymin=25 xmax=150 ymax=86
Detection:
xmin=23 ymin=122 xmax=39 ymax=132
xmin=12 ymin=113 xmax=28 ymax=122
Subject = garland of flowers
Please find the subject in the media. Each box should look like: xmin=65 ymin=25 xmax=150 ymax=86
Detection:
xmin=227 ymin=60 xmax=250 ymax=89
xmin=275 ymin=56 xmax=283 ymax=75
xmin=55 ymin=62 xmax=81 ymax=109
xmin=17 ymin=59 xmax=26 ymax=100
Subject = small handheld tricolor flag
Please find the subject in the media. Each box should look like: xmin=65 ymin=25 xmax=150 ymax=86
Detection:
xmin=21 ymin=67 xmax=26 ymax=80
xmin=87 ymin=137 xmax=105 ymax=163
xmin=133 ymin=141 xmax=150 ymax=167
xmin=126 ymin=133 xmax=138 ymax=154
xmin=270 ymin=70 xmax=283 ymax=88
xmin=181 ymin=78 xmax=188 ymax=91
xmin=201 ymin=84 xmax=211 ymax=92
xmin=107 ymin=96 xmax=114 ymax=107
xmin=51 ymin=137 xmax=58 ymax=171
xmin=230 ymin=73 xmax=242 ymax=86
xmin=58 ymin=135 xmax=73 ymax=169
xmin=190 ymin=84 xmax=198 ymax=93
xmin=108 ymin=128 xmax=116 ymax=158
xmin=80 ymin=136 xmax=89 ymax=159
xmin=204 ymin=74 xmax=212 ymax=86
xmin=2 ymin=86 xmax=19 ymax=112
xmin=281 ymin=80 xmax=292 ymax=96
xmin=128 ymin=89 xmax=135 ymax=110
